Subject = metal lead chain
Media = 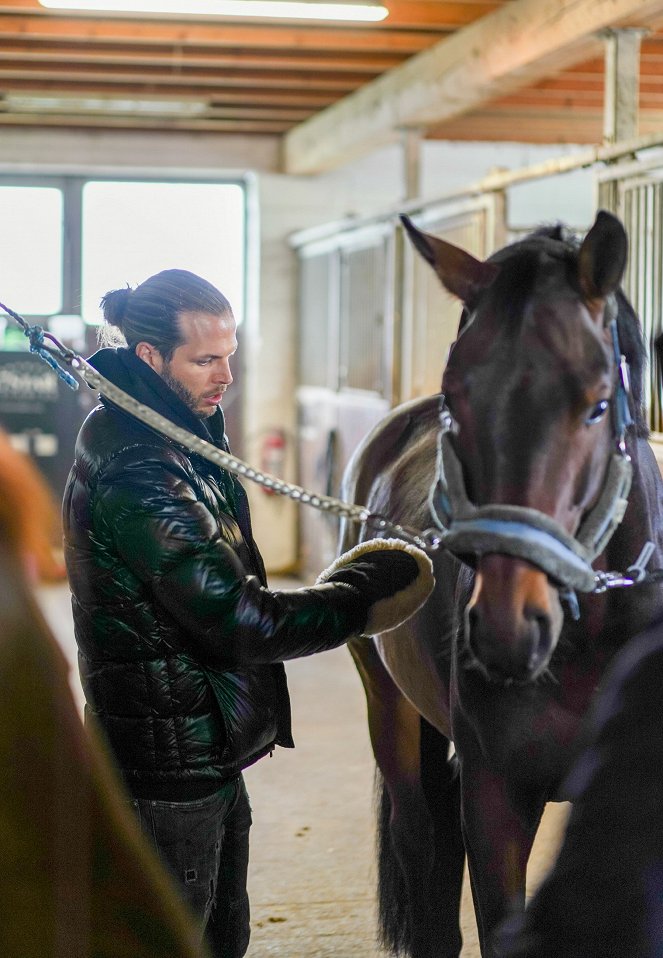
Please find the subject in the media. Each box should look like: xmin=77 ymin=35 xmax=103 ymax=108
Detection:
xmin=362 ymin=513 xmax=444 ymax=552
xmin=73 ymin=358 xmax=443 ymax=552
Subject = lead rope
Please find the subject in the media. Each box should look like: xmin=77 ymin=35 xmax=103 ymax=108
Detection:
xmin=0 ymin=301 xmax=657 ymax=592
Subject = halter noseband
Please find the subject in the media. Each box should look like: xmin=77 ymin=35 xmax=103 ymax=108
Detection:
xmin=428 ymin=309 xmax=633 ymax=596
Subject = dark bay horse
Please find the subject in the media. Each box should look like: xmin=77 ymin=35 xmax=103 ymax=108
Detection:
xmin=339 ymin=211 xmax=663 ymax=958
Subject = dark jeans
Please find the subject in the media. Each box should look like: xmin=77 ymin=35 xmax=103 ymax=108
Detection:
xmin=130 ymin=776 xmax=252 ymax=958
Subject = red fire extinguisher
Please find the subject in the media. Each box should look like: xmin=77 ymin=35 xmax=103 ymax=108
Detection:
xmin=260 ymin=428 xmax=287 ymax=495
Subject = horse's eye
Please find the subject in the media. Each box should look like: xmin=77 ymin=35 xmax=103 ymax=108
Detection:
xmin=585 ymin=399 xmax=609 ymax=425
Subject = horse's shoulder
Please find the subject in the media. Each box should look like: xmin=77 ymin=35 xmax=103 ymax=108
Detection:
xmin=365 ymin=394 xmax=440 ymax=452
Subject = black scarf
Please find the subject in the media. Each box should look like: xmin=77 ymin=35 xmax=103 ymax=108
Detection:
xmin=90 ymin=346 xmax=228 ymax=448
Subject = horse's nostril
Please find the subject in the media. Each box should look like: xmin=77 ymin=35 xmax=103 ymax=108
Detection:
xmin=465 ymin=603 xmax=554 ymax=682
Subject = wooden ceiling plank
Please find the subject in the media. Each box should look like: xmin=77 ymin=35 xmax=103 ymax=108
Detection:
xmin=0 ymin=40 xmax=405 ymax=73
xmin=283 ymin=0 xmax=663 ymax=172
xmin=0 ymin=12 xmax=448 ymax=53
xmin=527 ymin=75 xmax=604 ymax=93
xmin=0 ymin=111 xmax=293 ymax=133
xmin=0 ymin=76 xmax=340 ymax=106
xmin=562 ymin=48 xmax=663 ymax=75
xmin=430 ymin=111 xmax=604 ymax=145
xmin=494 ymin=90 xmax=605 ymax=107
xmin=429 ymin=104 xmax=663 ymax=142
xmin=0 ymin=58 xmax=370 ymax=90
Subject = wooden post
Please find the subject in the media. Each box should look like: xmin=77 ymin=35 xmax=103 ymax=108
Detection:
xmin=603 ymin=28 xmax=646 ymax=145
xmin=401 ymin=126 xmax=423 ymax=201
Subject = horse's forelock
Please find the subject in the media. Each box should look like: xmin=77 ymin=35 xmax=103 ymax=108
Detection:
xmin=482 ymin=246 xmax=547 ymax=333
xmin=484 ymin=226 xmax=647 ymax=436
xmin=489 ymin=223 xmax=579 ymax=266
xmin=472 ymin=228 xmax=580 ymax=336
xmin=525 ymin=222 xmax=578 ymax=247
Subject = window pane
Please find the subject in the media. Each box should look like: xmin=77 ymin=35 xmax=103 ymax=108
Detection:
xmin=81 ymin=181 xmax=245 ymax=325
xmin=0 ymin=187 xmax=63 ymax=316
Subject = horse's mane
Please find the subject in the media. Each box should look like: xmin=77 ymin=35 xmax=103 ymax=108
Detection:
xmin=489 ymin=223 xmax=648 ymax=438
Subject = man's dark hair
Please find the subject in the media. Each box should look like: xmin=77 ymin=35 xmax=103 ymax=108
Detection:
xmin=100 ymin=269 xmax=232 ymax=361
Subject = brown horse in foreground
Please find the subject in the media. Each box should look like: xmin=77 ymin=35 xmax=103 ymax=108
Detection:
xmin=340 ymin=211 xmax=663 ymax=957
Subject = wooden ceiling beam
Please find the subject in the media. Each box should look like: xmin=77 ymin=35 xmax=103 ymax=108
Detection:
xmin=283 ymin=0 xmax=663 ymax=173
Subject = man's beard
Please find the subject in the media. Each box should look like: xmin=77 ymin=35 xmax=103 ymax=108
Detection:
xmin=161 ymin=365 xmax=213 ymax=419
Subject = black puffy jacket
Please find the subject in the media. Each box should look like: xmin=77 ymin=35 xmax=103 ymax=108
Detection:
xmin=62 ymin=348 xmax=369 ymax=800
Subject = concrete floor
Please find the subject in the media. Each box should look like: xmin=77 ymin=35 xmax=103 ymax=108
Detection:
xmin=39 ymin=579 xmax=568 ymax=958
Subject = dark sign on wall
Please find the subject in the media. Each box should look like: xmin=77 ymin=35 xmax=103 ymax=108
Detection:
xmin=0 ymin=351 xmax=89 ymax=497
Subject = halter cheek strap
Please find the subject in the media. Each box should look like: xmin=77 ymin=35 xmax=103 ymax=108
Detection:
xmin=428 ymin=314 xmax=633 ymax=594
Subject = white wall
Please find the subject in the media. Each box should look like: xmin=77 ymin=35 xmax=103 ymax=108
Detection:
xmin=420 ymin=140 xmax=595 ymax=229
xmin=0 ymin=128 xmax=593 ymax=572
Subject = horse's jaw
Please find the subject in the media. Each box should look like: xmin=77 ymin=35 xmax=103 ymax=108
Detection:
xmin=462 ymin=557 xmax=564 ymax=686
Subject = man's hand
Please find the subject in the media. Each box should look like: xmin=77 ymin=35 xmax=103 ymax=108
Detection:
xmin=317 ymin=539 xmax=435 ymax=636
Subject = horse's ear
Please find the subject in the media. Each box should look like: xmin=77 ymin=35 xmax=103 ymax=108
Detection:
xmin=577 ymin=210 xmax=628 ymax=303
xmin=400 ymin=215 xmax=499 ymax=305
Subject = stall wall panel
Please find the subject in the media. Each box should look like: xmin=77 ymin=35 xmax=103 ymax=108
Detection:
xmin=296 ymin=226 xmax=395 ymax=577
xmin=299 ymin=250 xmax=337 ymax=391
xmin=340 ymin=239 xmax=389 ymax=394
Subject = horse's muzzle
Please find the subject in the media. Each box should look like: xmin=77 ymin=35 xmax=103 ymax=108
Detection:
xmin=463 ymin=557 xmax=564 ymax=684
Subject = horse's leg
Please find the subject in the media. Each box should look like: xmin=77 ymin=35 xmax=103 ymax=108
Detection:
xmin=349 ymin=636 xmax=462 ymax=958
xmin=459 ymin=761 xmax=544 ymax=958
xmin=420 ymin=717 xmax=465 ymax=957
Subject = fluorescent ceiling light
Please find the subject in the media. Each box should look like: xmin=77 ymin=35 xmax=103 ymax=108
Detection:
xmin=39 ymin=0 xmax=388 ymax=22
xmin=3 ymin=95 xmax=208 ymax=116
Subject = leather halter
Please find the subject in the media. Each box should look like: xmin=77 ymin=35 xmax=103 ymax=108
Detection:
xmin=428 ymin=308 xmax=633 ymax=595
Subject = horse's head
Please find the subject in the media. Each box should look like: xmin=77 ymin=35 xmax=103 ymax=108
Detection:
xmin=403 ymin=210 xmax=636 ymax=685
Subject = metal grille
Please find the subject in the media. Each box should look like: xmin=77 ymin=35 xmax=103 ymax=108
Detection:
xmin=599 ymin=174 xmax=663 ymax=432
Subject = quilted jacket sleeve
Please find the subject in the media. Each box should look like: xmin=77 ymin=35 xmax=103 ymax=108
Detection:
xmin=94 ymin=443 xmax=369 ymax=668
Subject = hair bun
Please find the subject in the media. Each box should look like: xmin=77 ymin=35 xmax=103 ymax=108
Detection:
xmin=100 ymin=286 xmax=132 ymax=331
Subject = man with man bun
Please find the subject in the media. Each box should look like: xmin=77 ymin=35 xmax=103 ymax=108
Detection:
xmin=62 ymin=269 xmax=433 ymax=958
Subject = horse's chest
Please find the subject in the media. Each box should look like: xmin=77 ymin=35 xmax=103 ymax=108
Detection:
xmin=452 ymin=671 xmax=597 ymax=789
